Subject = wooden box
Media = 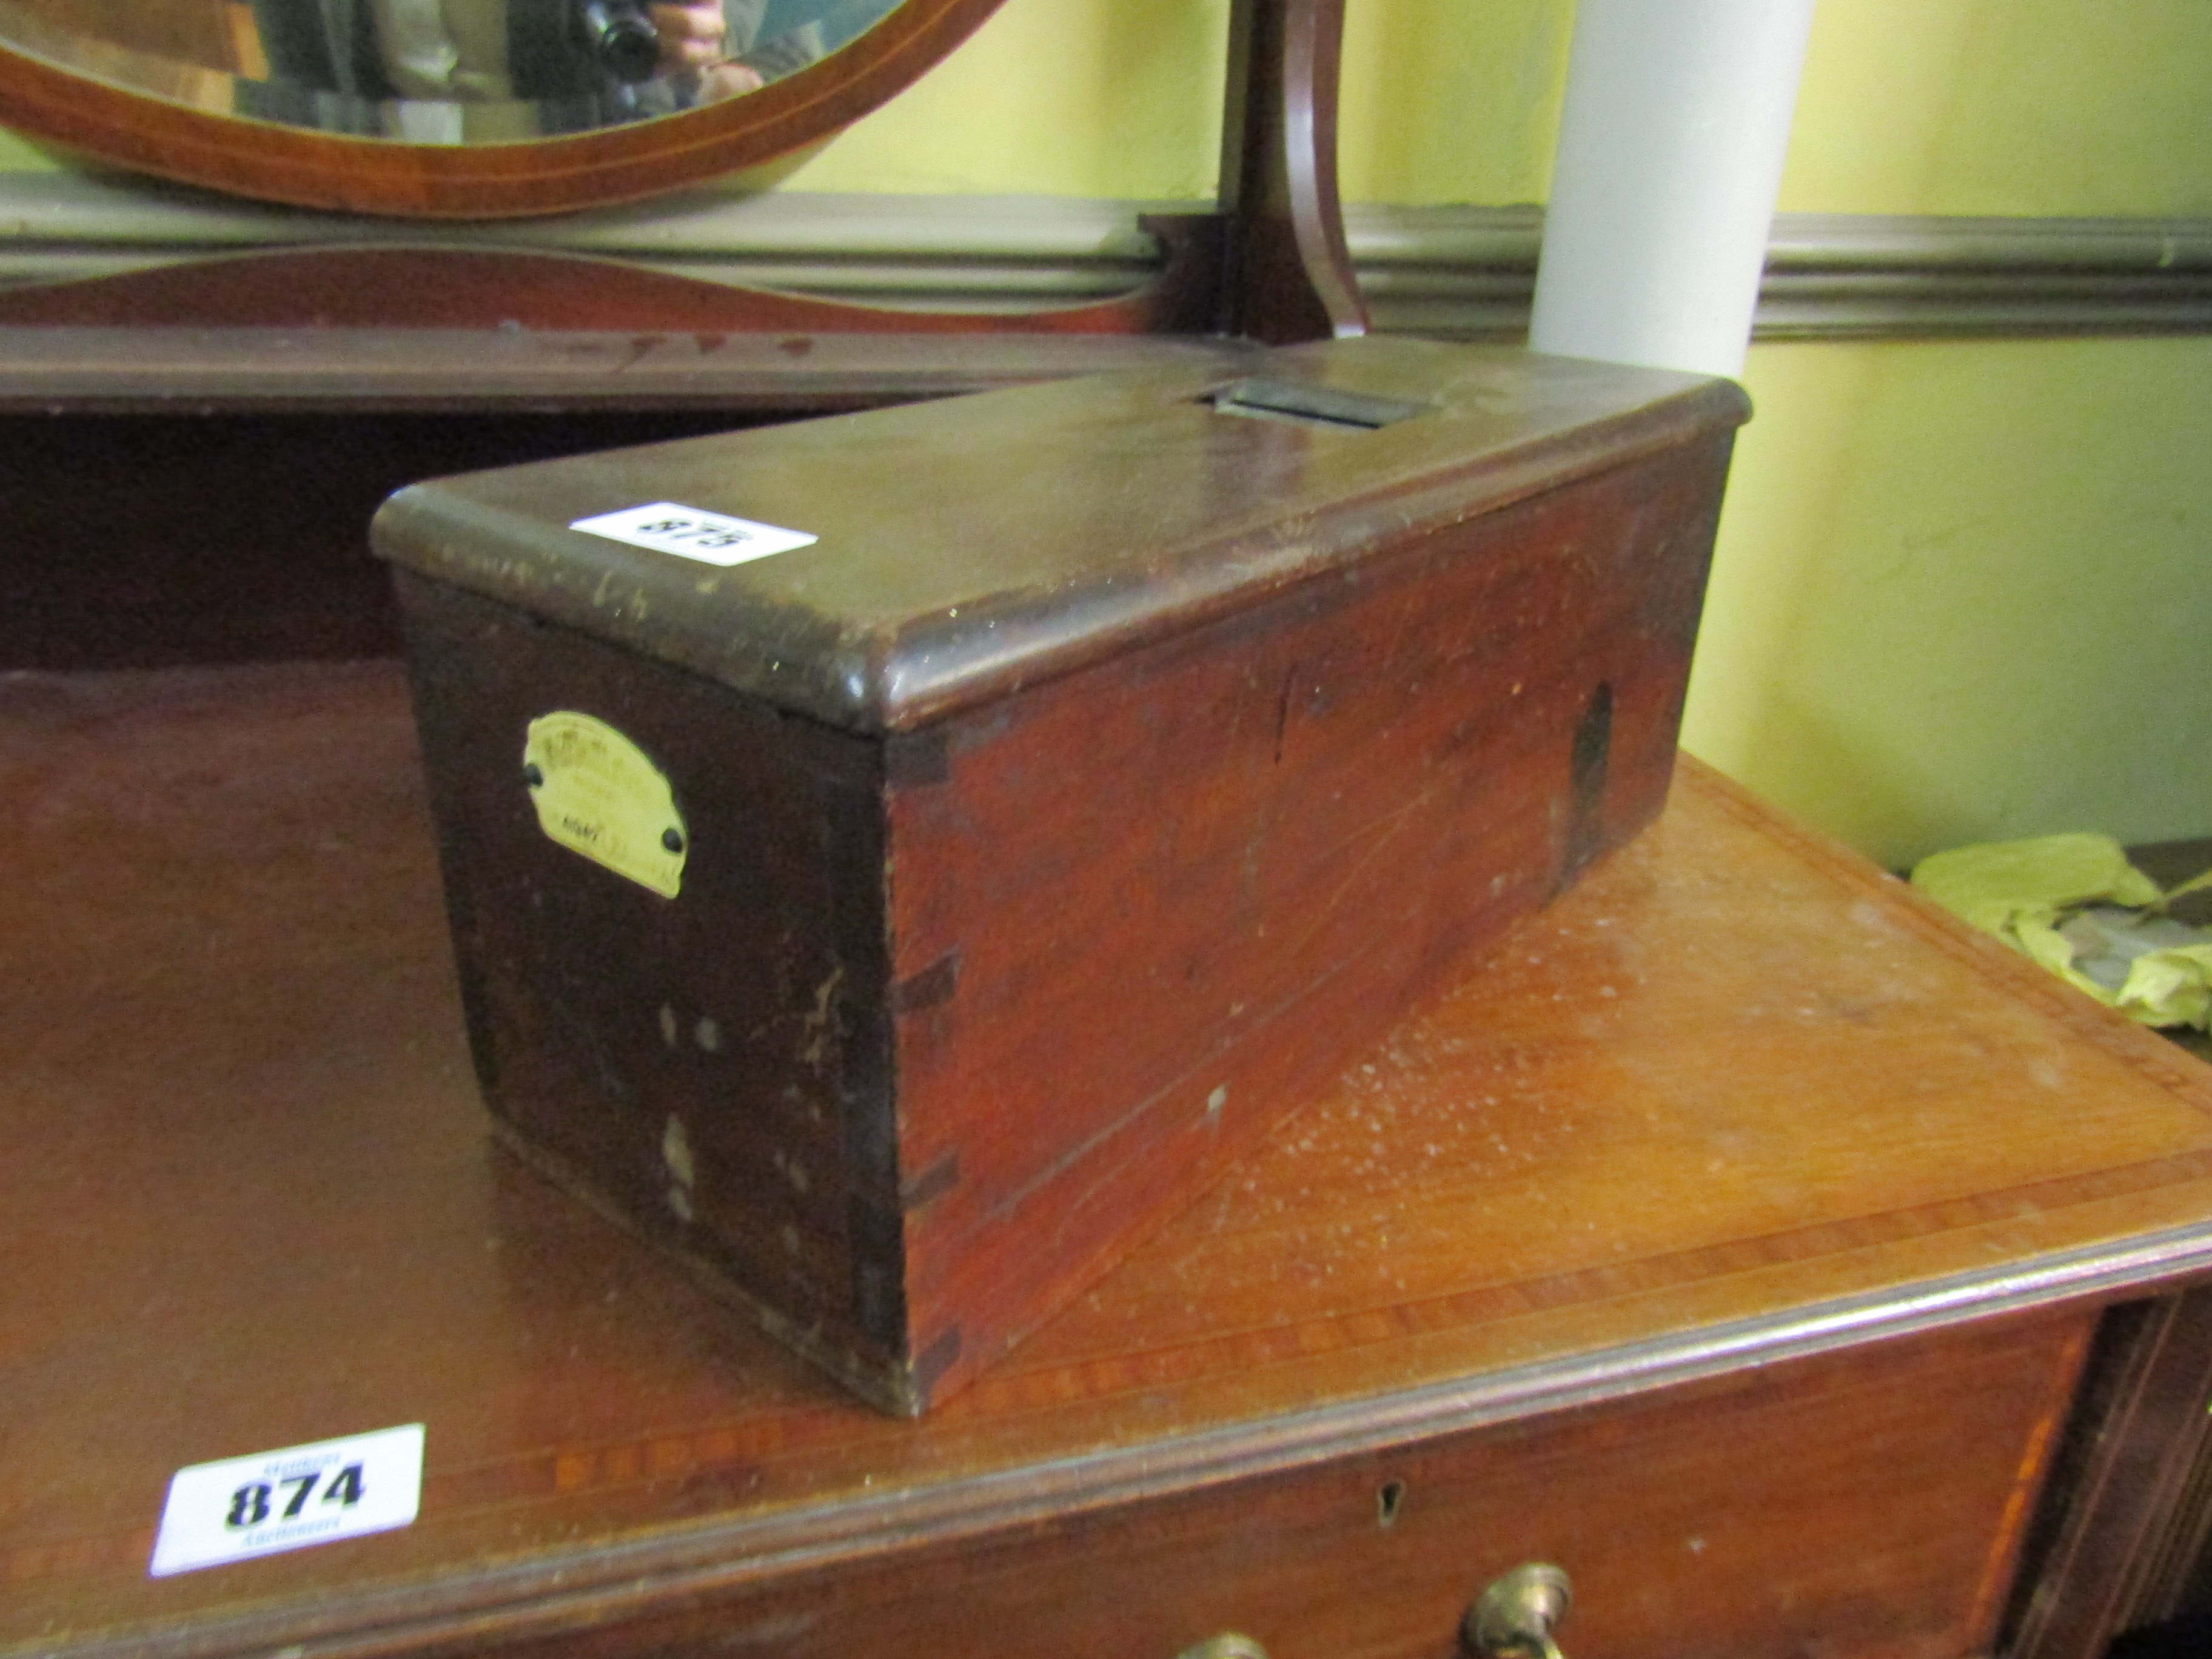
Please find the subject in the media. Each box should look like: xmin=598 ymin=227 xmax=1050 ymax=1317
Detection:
xmin=372 ymin=337 xmax=1749 ymax=1413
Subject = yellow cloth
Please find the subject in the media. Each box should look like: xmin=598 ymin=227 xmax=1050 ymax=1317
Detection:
xmin=1911 ymin=833 xmax=2212 ymax=1030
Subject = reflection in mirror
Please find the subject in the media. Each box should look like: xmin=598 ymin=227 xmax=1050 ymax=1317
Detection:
xmin=0 ymin=0 xmax=904 ymax=142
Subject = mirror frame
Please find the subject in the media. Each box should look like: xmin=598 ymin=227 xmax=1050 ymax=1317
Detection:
xmin=0 ymin=0 xmax=1006 ymax=218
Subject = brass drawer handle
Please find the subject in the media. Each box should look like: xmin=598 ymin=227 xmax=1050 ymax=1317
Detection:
xmin=1171 ymin=1561 xmax=1570 ymax=1659
xmin=1464 ymin=1563 xmax=1574 ymax=1659
xmin=1175 ymin=1638 xmax=1269 ymax=1659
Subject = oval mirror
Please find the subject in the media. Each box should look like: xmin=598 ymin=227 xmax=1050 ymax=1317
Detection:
xmin=0 ymin=0 xmax=1005 ymax=217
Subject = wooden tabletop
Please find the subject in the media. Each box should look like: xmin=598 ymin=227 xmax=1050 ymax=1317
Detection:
xmin=6 ymin=660 xmax=2212 ymax=1658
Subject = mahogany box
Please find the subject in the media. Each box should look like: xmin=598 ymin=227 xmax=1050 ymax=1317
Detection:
xmin=372 ymin=337 xmax=1749 ymax=1413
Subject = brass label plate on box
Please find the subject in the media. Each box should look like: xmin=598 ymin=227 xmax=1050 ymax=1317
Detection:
xmin=522 ymin=712 xmax=687 ymax=899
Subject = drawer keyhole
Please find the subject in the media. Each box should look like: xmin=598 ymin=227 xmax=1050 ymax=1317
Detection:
xmin=1377 ymin=1479 xmax=1407 ymax=1527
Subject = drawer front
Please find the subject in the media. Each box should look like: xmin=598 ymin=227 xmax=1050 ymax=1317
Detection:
xmin=498 ymin=1312 xmax=2090 ymax=1659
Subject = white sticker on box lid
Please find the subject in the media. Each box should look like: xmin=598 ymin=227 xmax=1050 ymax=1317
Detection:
xmin=568 ymin=501 xmax=816 ymax=566
xmin=149 ymin=1424 xmax=424 ymax=1578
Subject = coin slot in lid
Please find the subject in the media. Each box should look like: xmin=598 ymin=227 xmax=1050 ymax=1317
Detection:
xmin=1206 ymin=377 xmax=1432 ymax=432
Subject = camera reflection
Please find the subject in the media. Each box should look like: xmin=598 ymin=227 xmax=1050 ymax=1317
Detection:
xmin=238 ymin=0 xmax=899 ymax=138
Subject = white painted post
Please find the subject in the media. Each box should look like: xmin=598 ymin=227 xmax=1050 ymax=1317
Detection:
xmin=1528 ymin=0 xmax=1817 ymax=379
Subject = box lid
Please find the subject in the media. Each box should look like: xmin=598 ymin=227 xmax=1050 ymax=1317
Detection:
xmin=372 ymin=336 xmax=1749 ymax=732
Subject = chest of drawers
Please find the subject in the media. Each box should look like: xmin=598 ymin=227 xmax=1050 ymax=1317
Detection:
xmin=5 ymin=660 xmax=2210 ymax=1659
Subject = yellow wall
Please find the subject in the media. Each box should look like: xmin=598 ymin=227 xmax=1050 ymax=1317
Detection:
xmin=1687 ymin=339 xmax=2212 ymax=866
xmin=803 ymin=0 xmax=2212 ymax=216
xmin=2 ymin=0 xmax=2208 ymax=860
xmin=1779 ymin=0 xmax=2212 ymax=218
xmin=784 ymin=0 xmax=1230 ymax=199
xmin=1680 ymin=0 xmax=2212 ymax=862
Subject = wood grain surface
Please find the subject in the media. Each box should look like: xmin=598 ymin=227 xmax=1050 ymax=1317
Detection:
xmin=474 ymin=1315 xmax=2097 ymax=1659
xmin=5 ymin=663 xmax=2212 ymax=1657
xmin=368 ymin=340 xmax=1745 ymax=731
xmin=879 ymin=432 xmax=1730 ymax=1406
xmin=0 ymin=232 xmax=1228 ymax=338
xmin=0 ymin=327 xmax=1256 ymax=415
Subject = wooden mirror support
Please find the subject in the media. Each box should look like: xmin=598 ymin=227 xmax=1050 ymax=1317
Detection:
xmin=1218 ymin=0 xmax=1366 ymax=343
xmin=0 ymin=0 xmax=1361 ymax=351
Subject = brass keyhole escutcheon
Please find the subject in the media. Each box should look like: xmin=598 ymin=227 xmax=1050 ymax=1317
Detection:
xmin=1464 ymin=1563 xmax=1573 ymax=1659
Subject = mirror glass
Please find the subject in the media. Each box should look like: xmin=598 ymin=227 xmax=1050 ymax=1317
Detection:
xmin=0 ymin=0 xmax=905 ymax=144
